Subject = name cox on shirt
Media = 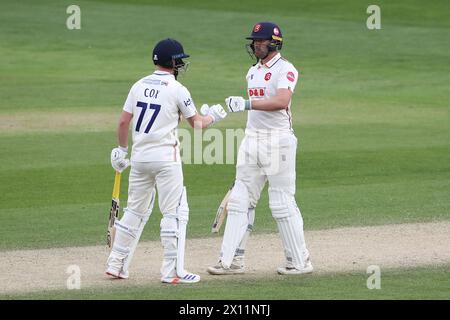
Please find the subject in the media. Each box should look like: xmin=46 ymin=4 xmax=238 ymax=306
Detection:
xmin=143 ymin=88 xmax=191 ymax=108
xmin=248 ymin=87 xmax=266 ymax=98
xmin=144 ymin=88 xmax=160 ymax=98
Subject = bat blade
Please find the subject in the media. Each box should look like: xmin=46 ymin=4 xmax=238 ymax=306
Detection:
xmin=211 ymin=182 xmax=235 ymax=233
xmin=107 ymin=171 xmax=121 ymax=248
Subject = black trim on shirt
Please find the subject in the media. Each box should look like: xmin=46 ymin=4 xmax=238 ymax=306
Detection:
xmin=268 ymin=57 xmax=282 ymax=68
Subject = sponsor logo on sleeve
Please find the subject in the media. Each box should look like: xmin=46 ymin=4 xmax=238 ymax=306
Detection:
xmin=287 ymin=71 xmax=295 ymax=82
xmin=184 ymin=98 xmax=192 ymax=107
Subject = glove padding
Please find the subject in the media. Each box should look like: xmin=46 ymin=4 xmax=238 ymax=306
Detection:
xmin=200 ymin=104 xmax=210 ymax=116
xmin=200 ymin=104 xmax=227 ymax=123
xmin=111 ymin=147 xmax=130 ymax=173
xmin=225 ymin=96 xmax=250 ymax=112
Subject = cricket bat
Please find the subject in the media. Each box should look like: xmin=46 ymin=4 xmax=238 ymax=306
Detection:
xmin=211 ymin=182 xmax=235 ymax=233
xmin=107 ymin=171 xmax=121 ymax=248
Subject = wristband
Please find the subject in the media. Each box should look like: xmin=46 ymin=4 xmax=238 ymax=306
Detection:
xmin=245 ymin=100 xmax=252 ymax=110
xmin=119 ymin=146 xmax=128 ymax=153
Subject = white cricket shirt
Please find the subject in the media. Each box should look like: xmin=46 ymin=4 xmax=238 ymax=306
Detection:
xmin=245 ymin=53 xmax=299 ymax=133
xmin=123 ymin=71 xmax=196 ymax=162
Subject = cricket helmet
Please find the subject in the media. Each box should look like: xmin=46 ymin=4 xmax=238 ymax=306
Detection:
xmin=152 ymin=38 xmax=190 ymax=69
xmin=246 ymin=22 xmax=283 ymax=51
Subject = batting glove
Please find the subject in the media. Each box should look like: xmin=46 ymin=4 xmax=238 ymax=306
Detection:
xmin=200 ymin=104 xmax=210 ymax=116
xmin=225 ymin=96 xmax=251 ymax=112
xmin=200 ymin=104 xmax=227 ymax=123
xmin=111 ymin=146 xmax=130 ymax=173
xmin=208 ymin=104 xmax=227 ymax=123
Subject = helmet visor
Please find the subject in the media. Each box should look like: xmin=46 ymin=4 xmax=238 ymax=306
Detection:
xmin=245 ymin=35 xmax=271 ymax=40
xmin=173 ymin=58 xmax=189 ymax=75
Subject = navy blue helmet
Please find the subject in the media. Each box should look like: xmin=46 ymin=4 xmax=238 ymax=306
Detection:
xmin=246 ymin=22 xmax=283 ymax=51
xmin=152 ymin=38 xmax=189 ymax=69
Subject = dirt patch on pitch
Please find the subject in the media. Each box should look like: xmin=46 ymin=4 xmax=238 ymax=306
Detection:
xmin=0 ymin=220 xmax=449 ymax=295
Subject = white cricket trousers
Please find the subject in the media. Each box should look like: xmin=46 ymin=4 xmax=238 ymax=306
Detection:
xmin=235 ymin=131 xmax=310 ymax=268
xmin=236 ymin=131 xmax=298 ymax=203
xmin=127 ymin=161 xmax=183 ymax=216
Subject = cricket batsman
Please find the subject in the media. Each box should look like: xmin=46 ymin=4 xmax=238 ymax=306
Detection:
xmin=106 ymin=38 xmax=227 ymax=284
xmin=207 ymin=22 xmax=313 ymax=275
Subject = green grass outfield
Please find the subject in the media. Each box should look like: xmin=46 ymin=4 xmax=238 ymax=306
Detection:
xmin=0 ymin=0 xmax=449 ymax=299
xmin=3 ymin=265 xmax=449 ymax=300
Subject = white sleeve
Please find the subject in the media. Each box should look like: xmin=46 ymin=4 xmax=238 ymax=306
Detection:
xmin=245 ymin=68 xmax=251 ymax=81
xmin=176 ymin=86 xmax=197 ymax=119
xmin=277 ymin=65 xmax=299 ymax=93
xmin=123 ymin=85 xmax=136 ymax=114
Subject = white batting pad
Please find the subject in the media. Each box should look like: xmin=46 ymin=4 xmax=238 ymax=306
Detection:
xmin=220 ymin=180 xmax=250 ymax=268
xmin=160 ymin=214 xmax=178 ymax=279
xmin=235 ymin=207 xmax=255 ymax=257
xmin=269 ymin=187 xmax=307 ymax=269
xmin=107 ymin=206 xmax=151 ymax=275
xmin=160 ymin=187 xmax=191 ymax=279
xmin=176 ymin=187 xmax=189 ymax=277
xmin=122 ymin=192 xmax=154 ymax=272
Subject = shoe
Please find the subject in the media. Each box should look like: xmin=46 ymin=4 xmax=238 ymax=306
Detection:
xmin=161 ymin=272 xmax=200 ymax=284
xmin=105 ymin=257 xmax=129 ymax=279
xmin=105 ymin=267 xmax=129 ymax=279
xmin=207 ymin=260 xmax=245 ymax=275
xmin=277 ymin=258 xmax=314 ymax=275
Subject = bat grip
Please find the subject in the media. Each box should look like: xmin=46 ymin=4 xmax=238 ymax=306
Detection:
xmin=112 ymin=171 xmax=121 ymax=199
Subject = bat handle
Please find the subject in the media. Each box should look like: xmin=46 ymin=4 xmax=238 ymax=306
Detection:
xmin=112 ymin=171 xmax=121 ymax=198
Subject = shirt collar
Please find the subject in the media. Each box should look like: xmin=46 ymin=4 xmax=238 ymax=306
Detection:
xmin=153 ymin=70 xmax=173 ymax=76
xmin=260 ymin=53 xmax=281 ymax=68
